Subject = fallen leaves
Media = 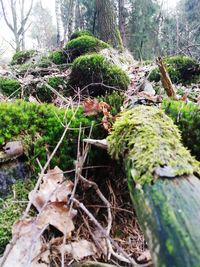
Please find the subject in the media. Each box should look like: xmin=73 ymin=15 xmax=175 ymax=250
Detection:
xmin=83 ymin=98 xmax=114 ymax=132
xmin=0 ymin=167 xmax=91 ymax=267
xmin=29 ymin=166 xmax=73 ymax=211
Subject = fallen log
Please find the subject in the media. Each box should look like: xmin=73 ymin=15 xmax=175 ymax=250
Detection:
xmin=107 ymin=105 xmax=200 ymax=266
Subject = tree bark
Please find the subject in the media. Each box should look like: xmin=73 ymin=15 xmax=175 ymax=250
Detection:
xmin=95 ymin=0 xmax=122 ymax=49
xmin=118 ymin=0 xmax=126 ymax=47
xmin=55 ymin=0 xmax=64 ymax=46
xmin=108 ymin=105 xmax=200 ymax=267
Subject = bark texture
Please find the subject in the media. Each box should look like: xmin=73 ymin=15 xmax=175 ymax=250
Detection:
xmin=96 ymin=0 xmax=122 ymax=48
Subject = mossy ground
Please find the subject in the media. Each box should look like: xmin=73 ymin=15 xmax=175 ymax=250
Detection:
xmin=149 ymin=55 xmax=199 ymax=85
xmin=108 ymin=106 xmax=199 ymax=186
xmin=162 ymin=100 xmax=200 ymax=160
xmin=0 ymin=180 xmax=35 ymax=254
xmin=0 ymin=101 xmax=102 ymax=172
xmin=0 ymin=77 xmax=21 ymax=96
xmin=70 ymin=54 xmax=130 ymax=96
xmin=11 ymin=50 xmax=37 ymax=65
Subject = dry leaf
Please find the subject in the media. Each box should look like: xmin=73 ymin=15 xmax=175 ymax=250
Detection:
xmin=60 ymin=240 xmax=97 ymax=260
xmin=0 ymin=219 xmax=48 ymax=267
xmin=37 ymin=202 xmax=77 ymax=236
xmin=29 ymin=166 xmax=73 ymax=211
xmin=82 ymin=98 xmax=113 ymax=132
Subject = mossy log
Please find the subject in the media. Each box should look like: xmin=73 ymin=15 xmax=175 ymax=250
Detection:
xmin=108 ymin=106 xmax=200 ymax=267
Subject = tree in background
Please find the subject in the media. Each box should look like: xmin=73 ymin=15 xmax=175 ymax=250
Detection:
xmin=0 ymin=0 xmax=33 ymax=51
xmin=55 ymin=0 xmax=64 ymax=46
xmin=95 ymin=0 xmax=123 ymax=49
xmin=30 ymin=1 xmax=57 ymax=50
xmin=127 ymin=0 xmax=160 ymax=60
xmin=118 ymin=0 xmax=127 ymax=47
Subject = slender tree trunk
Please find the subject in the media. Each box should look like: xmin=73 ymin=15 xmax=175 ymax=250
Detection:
xmin=96 ymin=0 xmax=122 ymax=48
xmin=118 ymin=0 xmax=126 ymax=47
xmin=55 ymin=0 xmax=64 ymax=46
xmin=68 ymin=0 xmax=76 ymax=38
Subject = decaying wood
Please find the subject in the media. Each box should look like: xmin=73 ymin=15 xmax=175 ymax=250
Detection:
xmin=108 ymin=106 xmax=200 ymax=266
xmin=156 ymin=57 xmax=176 ymax=98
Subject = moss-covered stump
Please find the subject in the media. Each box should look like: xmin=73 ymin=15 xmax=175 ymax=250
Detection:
xmin=65 ymin=36 xmax=109 ymax=62
xmin=0 ymin=101 xmax=101 ymax=172
xmin=108 ymin=106 xmax=200 ymax=267
xmin=69 ymin=54 xmax=130 ymax=96
xmin=149 ymin=55 xmax=200 ymax=85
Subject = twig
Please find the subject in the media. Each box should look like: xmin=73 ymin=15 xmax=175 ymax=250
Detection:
xmin=71 ymin=198 xmax=151 ymax=267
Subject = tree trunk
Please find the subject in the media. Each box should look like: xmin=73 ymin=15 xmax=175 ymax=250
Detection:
xmin=118 ymin=0 xmax=126 ymax=47
xmin=95 ymin=0 xmax=122 ymax=49
xmin=55 ymin=0 xmax=64 ymax=46
xmin=108 ymin=105 xmax=200 ymax=267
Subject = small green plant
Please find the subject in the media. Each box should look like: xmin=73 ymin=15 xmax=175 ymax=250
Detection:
xmin=0 ymin=180 xmax=35 ymax=254
xmin=65 ymin=36 xmax=110 ymax=62
xmin=149 ymin=55 xmax=199 ymax=85
xmin=48 ymin=50 xmax=67 ymax=65
xmin=11 ymin=50 xmax=37 ymax=65
xmin=70 ymin=54 xmax=130 ymax=96
xmin=70 ymin=30 xmax=94 ymax=40
xmin=0 ymin=77 xmax=21 ymax=96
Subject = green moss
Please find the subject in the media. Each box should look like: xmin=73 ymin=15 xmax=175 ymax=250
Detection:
xmin=0 ymin=101 xmax=100 ymax=171
xmin=149 ymin=55 xmax=199 ymax=85
xmin=162 ymin=100 xmax=200 ymax=160
xmin=0 ymin=180 xmax=35 ymax=254
xmin=0 ymin=77 xmax=21 ymax=96
xmin=35 ymin=76 xmax=68 ymax=102
xmin=98 ymin=91 xmax=124 ymax=116
xmin=36 ymin=56 xmax=53 ymax=68
xmin=11 ymin=50 xmax=37 ymax=65
xmin=65 ymin=36 xmax=110 ymax=62
xmin=48 ymin=50 xmax=67 ymax=65
xmin=70 ymin=54 xmax=130 ymax=96
xmin=108 ymin=106 xmax=199 ymax=186
xmin=70 ymin=30 xmax=94 ymax=40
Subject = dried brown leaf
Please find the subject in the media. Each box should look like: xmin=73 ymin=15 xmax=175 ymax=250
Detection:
xmin=60 ymin=240 xmax=97 ymax=260
xmin=37 ymin=202 xmax=77 ymax=236
xmin=29 ymin=166 xmax=73 ymax=211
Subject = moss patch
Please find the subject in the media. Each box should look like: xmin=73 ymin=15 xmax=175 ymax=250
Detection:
xmin=0 ymin=101 xmax=100 ymax=172
xmin=11 ymin=50 xmax=37 ymax=65
xmin=0 ymin=180 xmax=35 ymax=254
xmin=65 ymin=36 xmax=109 ymax=62
xmin=149 ymin=55 xmax=199 ymax=85
xmin=0 ymin=77 xmax=21 ymax=96
xmin=70 ymin=54 xmax=130 ymax=96
xmin=70 ymin=30 xmax=94 ymax=40
xmin=108 ymin=106 xmax=199 ymax=186
xmin=162 ymin=100 xmax=200 ymax=160
xmin=48 ymin=50 xmax=67 ymax=65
